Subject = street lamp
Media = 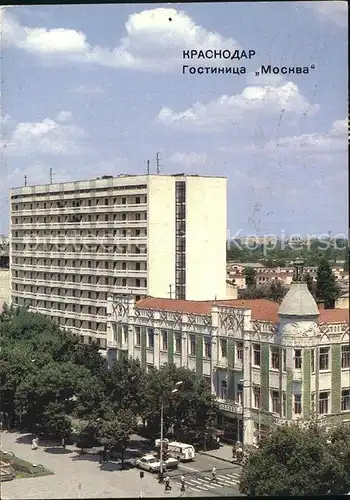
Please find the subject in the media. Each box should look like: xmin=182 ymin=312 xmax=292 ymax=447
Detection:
xmin=159 ymin=381 xmax=183 ymax=483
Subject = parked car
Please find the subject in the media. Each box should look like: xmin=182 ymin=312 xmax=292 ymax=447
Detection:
xmin=135 ymin=454 xmax=179 ymax=473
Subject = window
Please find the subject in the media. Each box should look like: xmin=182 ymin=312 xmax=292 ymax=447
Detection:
xmin=236 ymin=342 xmax=243 ymax=362
xmin=282 ymin=392 xmax=286 ymax=417
xmin=220 ymin=339 xmax=227 ymax=358
xmin=253 ymin=387 xmax=261 ymax=408
xmin=135 ymin=327 xmax=141 ymax=346
xmin=147 ymin=329 xmax=154 ymax=348
xmin=282 ymin=348 xmax=286 ymax=372
xmin=271 ymin=347 xmax=280 ymax=370
xmin=237 ymin=383 xmax=243 ymax=406
xmin=319 ymin=392 xmax=329 ymax=414
xmin=161 ymin=330 xmax=168 ymax=351
xmin=136 ymin=279 xmax=141 ymax=287
xmin=204 ymin=337 xmax=211 ymax=359
xmin=311 ymin=349 xmax=315 ymax=373
xmin=294 ymin=394 xmax=302 ymax=414
xmin=135 ymin=197 xmax=140 ymax=204
xmin=341 ymin=345 xmax=350 ymax=369
xmin=123 ymin=325 xmax=128 ymax=345
xmin=341 ymin=389 xmax=350 ymax=411
xmin=319 ymin=347 xmax=330 ymax=371
xmin=294 ymin=349 xmax=302 ymax=369
xmin=220 ymin=380 xmax=227 ymax=399
xmin=253 ymin=344 xmax=261 ymax=367
xmin=271 ymin=390 xmax=280 ymax=414
xmin=174 ymin=334 xmax=181 ymax=354
xmin=189 ymin=335 xmax=196 ymax=356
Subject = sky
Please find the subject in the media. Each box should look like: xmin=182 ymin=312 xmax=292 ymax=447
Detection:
xmin=0 ymin=1 xmax=348 ymax=238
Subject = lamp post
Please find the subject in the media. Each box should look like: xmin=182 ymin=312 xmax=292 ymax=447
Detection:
xmin=158 ymin=381 xmax=183 ymax=483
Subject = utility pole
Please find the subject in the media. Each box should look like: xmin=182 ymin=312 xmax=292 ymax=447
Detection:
xmin=156 ymin=152 xmax=161 ymax=174
xmin=146 ymin=160 xmax=150 ymax=175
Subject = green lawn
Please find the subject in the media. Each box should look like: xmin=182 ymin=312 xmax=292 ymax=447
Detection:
xmin=0 ymin=451 xmax=53 ymax=479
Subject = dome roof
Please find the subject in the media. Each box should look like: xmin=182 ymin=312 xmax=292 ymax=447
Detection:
xmin=278 ymin=282 xmax=319 ymax=317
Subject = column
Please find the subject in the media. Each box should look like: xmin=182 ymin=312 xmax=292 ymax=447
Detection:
xmin=154 ymin=328 xmax=160 ymax=369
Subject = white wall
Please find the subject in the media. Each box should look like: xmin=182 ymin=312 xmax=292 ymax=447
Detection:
xmin=185 ymin=177 xmax=227 ymax=300
xmin=0 ymin=269 xmax=10 ymax=307
xmin=147 ymin=176 xmax=176 ymax=298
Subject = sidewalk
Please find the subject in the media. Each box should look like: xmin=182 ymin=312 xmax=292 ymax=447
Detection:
xmin=197 ymin=444 xmax=237 ymax=464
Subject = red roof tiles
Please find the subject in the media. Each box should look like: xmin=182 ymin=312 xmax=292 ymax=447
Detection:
xmin=136 ymin=296 xmax=349 ymax=325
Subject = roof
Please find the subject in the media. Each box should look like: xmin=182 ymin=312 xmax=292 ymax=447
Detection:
xmin=136 ymin=297 xmax=279 ymax=322
xmin=278 ymin=282 xmax=319 ymax=317
xmin=319 ymin=308 xmax=350 ymax=324
xmin=136 ymin=296 xmax=349 ymax=325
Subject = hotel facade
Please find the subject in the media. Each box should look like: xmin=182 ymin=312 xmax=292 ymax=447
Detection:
xmin=9 ymin=174 xmax=227 ymax=346
xmin=106 ymin=270 xmax=350 ymax=445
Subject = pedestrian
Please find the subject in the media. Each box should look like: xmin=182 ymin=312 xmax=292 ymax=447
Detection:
xmin=31 ymin=437 xmax=38 ymax=450
xmin=61 ymin=437 xmax=66 ymax=449
xmin=180 ymin=474 xmax=185 ymax=492
xmin=164 ymin=474 xmax=171 ymax=492
xmin=216 ymin=436 xmax=220 ymax=448
xmin=211 ymin=465 xmax=217 ymax=481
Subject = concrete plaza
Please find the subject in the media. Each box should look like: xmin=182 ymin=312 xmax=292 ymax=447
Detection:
xmin=0 ymin=431 xmax=180 ymax=499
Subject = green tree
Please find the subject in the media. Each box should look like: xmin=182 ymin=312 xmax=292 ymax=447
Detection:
xmin=98 ymin=410 xmax=136 ymax=468
xmin=239 ymin=421 xmax=350 ymax=496
xmin=143 ymin=364 xmax=217 ymax=447
xmin=304 ymin=273 xmax=314 ymax=295
xmin=244 ymin=267 xmax=256 ymax=288
xmin=42 ymin=402 xmax=72 ymax=440
xmin=104 ymin=357 xmax=146 ymax=415
xmin=316 ymin=258 xmax=340 ymax=308
xmin=268 ymin=280 xmax=287 ymax=303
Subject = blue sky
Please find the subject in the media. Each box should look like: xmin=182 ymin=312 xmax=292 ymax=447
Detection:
xmin=0 ymin=2 xmax=348 ymax=238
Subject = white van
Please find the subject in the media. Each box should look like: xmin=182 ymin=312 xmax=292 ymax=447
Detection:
xmin=167 ymin=442 xmax=195 ymax=462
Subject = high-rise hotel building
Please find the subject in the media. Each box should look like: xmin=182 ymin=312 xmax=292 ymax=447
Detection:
xmin=10 ymin=174 xmax=227 ymax=347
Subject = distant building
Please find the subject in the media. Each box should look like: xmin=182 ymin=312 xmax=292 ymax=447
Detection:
xmin=107 ymin=262 xmax=350 ymax=445
xmin=10 ymin=174 xmax=227 ymax=345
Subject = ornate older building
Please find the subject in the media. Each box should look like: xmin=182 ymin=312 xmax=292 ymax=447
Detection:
xmin=106 ymin=270 xmax=349 ymax=445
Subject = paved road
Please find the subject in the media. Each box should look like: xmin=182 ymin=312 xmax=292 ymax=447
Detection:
xmin=1 ymin=431 xmax=241 ymax=498
xmin=167 ymin=454 xmax=242 ymax=497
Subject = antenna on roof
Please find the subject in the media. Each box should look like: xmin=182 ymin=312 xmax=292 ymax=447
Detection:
xmin=49 ymin=168 xmax=53 ymax=184
xmin=24 ymin=175 xmax=27 ymax=187
xmin=146 ymin=160 xmax=150 ymax=175
xmin=156 ymin=152 xmax=162 ymax=175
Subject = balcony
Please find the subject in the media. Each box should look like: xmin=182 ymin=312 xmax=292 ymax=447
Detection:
xmin=11 ymin=278 xmax=147 ymax=295
xmin=11 ymin=250 xmax=147 ymax=261
xmin=216 ymin=398 xmax=243 ymax=415
xmin=11 ymin=236 xmax=148 ymax=244
xmin=23 ymin=304 xmax=108 ymax=322
xmin=12 ymin=263 xmax=147 ymax=277
xmin=13 ymin=203 xmax=147 ymax=215
xmin=12 ymin=220 xmax=147 ymax=230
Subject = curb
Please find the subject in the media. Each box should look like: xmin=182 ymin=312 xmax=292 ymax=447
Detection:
xmin=197 ymin=451 xmax=235 ymax=464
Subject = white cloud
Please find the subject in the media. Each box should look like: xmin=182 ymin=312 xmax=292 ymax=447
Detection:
xmin=1 ymin=7 xmax=239 ymax=72
xmin=299 ymin=1 xmax=348 ymax=28
xmin=157 ymin=82 xmax=319 ymax=131
xmin=3 ymin=113 xmax=88 ymax=156
xmin=55 ymin=110 xmax=73 ymax=123
xmin=168 ymin=152 xmax=208 ymax=168
xmin=260 ymin=117 xmax=348 ymax=155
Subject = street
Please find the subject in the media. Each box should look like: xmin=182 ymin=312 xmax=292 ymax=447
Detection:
xmin=1 ymin=431 xmax=242 ymax=498
xmin=165 ymin=454 xmax=242 ymax=497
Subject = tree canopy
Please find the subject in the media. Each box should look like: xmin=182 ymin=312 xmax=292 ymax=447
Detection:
xmin=0 ymin=305 xmax=217 ymax=449
xmin=316 ymin=258 xmax=341 ymax=308
xmin=239 ymin=420 xmax=350 ymax=496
